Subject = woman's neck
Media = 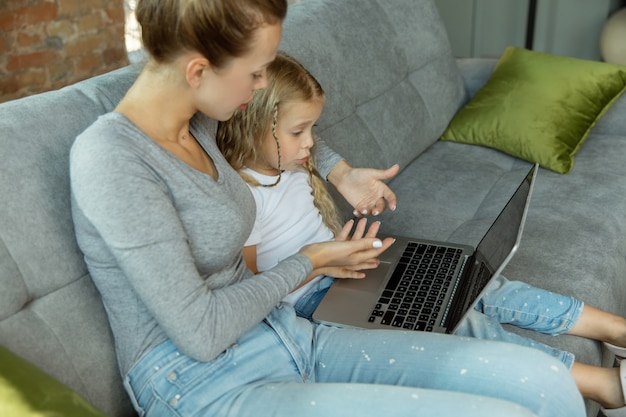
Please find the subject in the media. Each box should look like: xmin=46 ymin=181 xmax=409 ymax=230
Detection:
xmin=116 ymin=66 xmax=196 ymax=144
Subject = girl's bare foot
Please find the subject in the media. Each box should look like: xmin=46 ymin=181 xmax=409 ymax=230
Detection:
xmin=572 ymin=363 xmax=624 ymax=409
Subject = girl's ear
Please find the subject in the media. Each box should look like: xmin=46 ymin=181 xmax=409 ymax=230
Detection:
xmin=186 ymin=55 xmax=211 ymax=88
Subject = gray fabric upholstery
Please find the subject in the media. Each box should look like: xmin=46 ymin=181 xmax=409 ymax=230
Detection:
xmin=0 ymin=65 xmax=141 ymax=417
xmin=280 ymin=0 xmax=466 ymax=173
xmin=0 ymin=0 xmax=623 ymax=416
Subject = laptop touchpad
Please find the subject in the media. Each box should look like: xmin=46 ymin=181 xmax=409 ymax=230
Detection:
xmin=335 ymin=261 xmax=391 ymax=293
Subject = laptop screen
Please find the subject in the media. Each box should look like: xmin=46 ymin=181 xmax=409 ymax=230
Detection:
xmin=474 ymin=165 xmax=536 ymax=275
xmin=446 ymin=164 xmax=537 ymax=332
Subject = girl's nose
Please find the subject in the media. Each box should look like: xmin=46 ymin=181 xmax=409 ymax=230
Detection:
xmin=302 ymin=132 xmax=314 ymax=149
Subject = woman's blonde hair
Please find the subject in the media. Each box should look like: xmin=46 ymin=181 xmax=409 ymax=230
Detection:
xmin=136 ymin=0 xmax=287 ymax=67
xmin=217 ymin=52 xmax=343 ymax=235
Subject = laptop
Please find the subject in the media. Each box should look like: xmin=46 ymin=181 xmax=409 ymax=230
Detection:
xmin=312 ymin=163 xmax=538 ymax=334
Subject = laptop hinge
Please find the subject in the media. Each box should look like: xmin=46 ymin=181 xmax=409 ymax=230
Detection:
xmin=442 ymin=254 xmax=475 ymax=331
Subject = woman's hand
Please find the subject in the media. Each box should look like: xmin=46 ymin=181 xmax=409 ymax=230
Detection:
xmin=310 ymin=218 xmax=382 ymax=279
xmin=327 ymin=160 xmax=399 ymax=217
xmin=300 ymin=218 xmax=395 ymax=274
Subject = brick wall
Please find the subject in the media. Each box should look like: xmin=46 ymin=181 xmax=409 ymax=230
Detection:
xmin=0 ymin=0 xmax=129 ymax=104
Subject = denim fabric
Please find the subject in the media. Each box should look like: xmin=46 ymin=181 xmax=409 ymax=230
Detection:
xmin=454 ymin=275 xmax=583 ymax=369
xmin=297 ymin=274 xmax=582 ymax=368
xmin=293 ymin=276 xmax=334 ymax=320
xmin=124 ymin=304 xmax=584 ymax=417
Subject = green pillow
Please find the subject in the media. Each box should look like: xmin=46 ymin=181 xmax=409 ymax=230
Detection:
xmin=441 ymin=46 xmax=626 ymax=173
xmin=0 ymin=346 xmax=108 ymax=417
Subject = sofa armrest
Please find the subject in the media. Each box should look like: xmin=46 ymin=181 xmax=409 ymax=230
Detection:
xmin=455 ymin=58 xmax=498 ymax=102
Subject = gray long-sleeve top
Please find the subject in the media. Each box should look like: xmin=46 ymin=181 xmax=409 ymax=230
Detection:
xmin=70 ymin=112 xmax=341 ymax=376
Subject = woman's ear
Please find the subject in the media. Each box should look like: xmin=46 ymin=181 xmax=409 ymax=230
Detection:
xmin=186 ymin=55 xmax=211 ymax=88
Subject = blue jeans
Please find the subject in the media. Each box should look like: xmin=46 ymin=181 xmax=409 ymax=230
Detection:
xmin=123 ymin=304 xmax=584 ymax=417
xmin=293 ymin=276 xmax=334 ymax=319
xmin=454 ymin=275 xmax=583 ymax=369
xmin=298 ymin=275 xmax=582 ymax=368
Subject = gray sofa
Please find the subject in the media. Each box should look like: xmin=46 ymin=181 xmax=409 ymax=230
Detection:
xmin=1 ymin=0 xmax=624 ymax=416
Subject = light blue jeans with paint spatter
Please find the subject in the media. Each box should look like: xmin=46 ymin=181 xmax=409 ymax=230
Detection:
xmin=295 ymin=275 xmax=583 ymax=369
xmin=293 ymin=276 xmax=334 ymax=320
xmin=454 ymin=275 xmax=584 ymax=369
xmin=123 ymin=304 xmax=585 ymax=417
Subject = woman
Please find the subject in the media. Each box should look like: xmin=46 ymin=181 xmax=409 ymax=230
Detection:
xmin=69 ymin=1 xmax=586 ymax=416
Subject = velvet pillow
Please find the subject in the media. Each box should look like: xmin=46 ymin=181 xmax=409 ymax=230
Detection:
xmin=0 ymin=346 xmax=108 ymax=417
xmin=441 ymin=46 xmax=626 ymax=173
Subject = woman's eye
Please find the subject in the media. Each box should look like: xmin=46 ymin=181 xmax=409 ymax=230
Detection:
xmin=252 ymin=73 xmax=263 ymax=80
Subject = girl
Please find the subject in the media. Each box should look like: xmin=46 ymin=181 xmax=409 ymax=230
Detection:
xmin=70 ymin=0 xmax=585 ymax=415
xmin=217 ymin=52 xmax=626 ymax=416
xmin=218 ymin=52 xmax=365 ymax=320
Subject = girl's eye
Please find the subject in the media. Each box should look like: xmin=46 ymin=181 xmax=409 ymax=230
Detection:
xmin=252 ymin=72 xmax=263 ymax=80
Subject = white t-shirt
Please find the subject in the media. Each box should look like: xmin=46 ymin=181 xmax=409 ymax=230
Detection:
xmin=243 ymin=168 xmax=334 ymax=306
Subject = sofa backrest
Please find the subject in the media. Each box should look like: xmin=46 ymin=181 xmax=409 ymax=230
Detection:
xmin=0 ymin=65 xmax=141 ymax=417
xmin=280 ymin=0 xmax=466 ymax=173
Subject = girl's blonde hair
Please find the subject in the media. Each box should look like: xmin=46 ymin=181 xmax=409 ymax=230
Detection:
xmin=136 ymin=0 xmax=287 ymax=68
xmin=217 ymin=52 xmax=343 ymax=235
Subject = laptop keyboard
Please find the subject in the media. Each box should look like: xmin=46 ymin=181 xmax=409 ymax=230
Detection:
xmin=369 ymin=242 xmax=462 ymax=331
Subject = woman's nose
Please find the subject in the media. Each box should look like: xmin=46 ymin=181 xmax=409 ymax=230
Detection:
xmin=253 ymin=70 xmax=268 ymax=90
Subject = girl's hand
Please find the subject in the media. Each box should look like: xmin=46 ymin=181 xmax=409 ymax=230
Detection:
xmin=327 ymin=160 xmax=399 ymax=217
xmin=300 ymin=218 xmax=395 ymax=273
xmin=335 ymin=217 xmax=381 ymax=241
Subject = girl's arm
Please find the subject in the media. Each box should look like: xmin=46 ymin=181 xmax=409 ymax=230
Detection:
xmin=243 ymin=246 xmax=259 ymax=274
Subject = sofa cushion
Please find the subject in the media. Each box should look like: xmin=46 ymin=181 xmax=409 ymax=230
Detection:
xmin=279 ymin=0 xmax=466 ymax=175
xmin=441 ymin=46 xmax=626 ymax=174
xmin=0 ymin=346 xmax=108 ymax=417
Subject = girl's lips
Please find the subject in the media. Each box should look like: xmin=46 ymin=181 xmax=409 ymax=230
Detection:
xmin=296 ymin=156 xmax=309 ymax=165
xmin=239 ymin=96 xmax=254 ymax=111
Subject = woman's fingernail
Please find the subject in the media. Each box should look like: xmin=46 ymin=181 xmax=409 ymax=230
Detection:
xmin=372 ymin=210 xmax=380 ymax=216
xmin=353 ymin=210 xmax=359 ymax=216
xmin=361 ymin=209 xmax=368 ymax=215
xmin=373 ymin=240 xmax=383 ymax=248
